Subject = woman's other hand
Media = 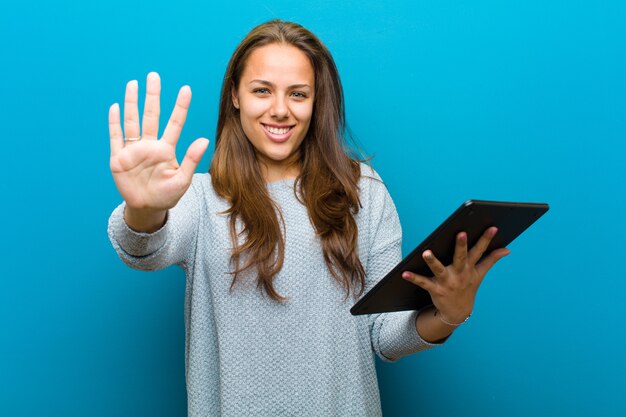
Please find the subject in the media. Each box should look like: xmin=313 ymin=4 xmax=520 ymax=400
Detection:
xmin=401 ymin=227 xmax=510 ymax=340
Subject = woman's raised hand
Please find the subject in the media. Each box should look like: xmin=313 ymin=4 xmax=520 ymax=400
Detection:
xmin=108 ymin=72 xmax=209 ymax=213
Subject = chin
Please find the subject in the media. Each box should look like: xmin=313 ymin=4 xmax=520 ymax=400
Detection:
xmin=265 ymin=145 xmax=294 ymax=158
xmin=267 ymin=153 xmax=293 ymax=163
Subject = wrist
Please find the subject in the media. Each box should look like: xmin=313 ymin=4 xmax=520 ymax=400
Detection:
xmin=434 ymin=308 xmax=471 ymax=327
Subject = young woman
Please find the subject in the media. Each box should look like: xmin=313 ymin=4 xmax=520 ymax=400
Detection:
xmin=107 ymin=20 xmax=509 ymax=416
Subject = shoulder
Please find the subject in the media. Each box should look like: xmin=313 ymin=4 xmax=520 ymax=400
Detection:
xmin=358 ymin=162 xmax=382 ymax=182
xmin=357 ymin=162 xmax=389 ymax=200
xmin=187 ymin=172 xmax=228 ymax=209
xmin=190 ymin=172 xmax=219 ymax=197
xmin=355 ymin=163 xmax=402 ymax=259
xmin=191 ymin=172 xmax=211 ymax=187
xmin=355 ymin=162 xmax=399 ymax=224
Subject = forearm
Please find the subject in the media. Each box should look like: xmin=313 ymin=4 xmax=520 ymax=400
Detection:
xmin=415 ymin=305 xmax=463 ymax=343
xmin=124 ymin=205 xmax=168 ymax=233
xmin=370 ymin=310 xmax=442 ymax=362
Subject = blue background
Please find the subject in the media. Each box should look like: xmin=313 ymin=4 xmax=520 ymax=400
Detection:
xmin=1 ymin=1 xmax=624 ymax=416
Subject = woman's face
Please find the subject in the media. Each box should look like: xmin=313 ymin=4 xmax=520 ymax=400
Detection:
xmin=233 ymin=43 xmax=315 ymax=181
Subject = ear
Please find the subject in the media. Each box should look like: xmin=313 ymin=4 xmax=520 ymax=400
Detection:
xmin=231 ymin=84 xmax=240 ymax=109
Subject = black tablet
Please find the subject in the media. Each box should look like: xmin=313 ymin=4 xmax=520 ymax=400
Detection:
xmin=350 ymin=200 xmax=549 ymax=315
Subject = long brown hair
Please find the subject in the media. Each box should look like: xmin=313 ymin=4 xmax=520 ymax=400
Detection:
xmin=210 ymin=20 xmax=365 ymax=301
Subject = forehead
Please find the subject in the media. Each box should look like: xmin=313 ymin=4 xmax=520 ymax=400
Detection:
xmin=241 ymin=43 xmax=314 ymax=86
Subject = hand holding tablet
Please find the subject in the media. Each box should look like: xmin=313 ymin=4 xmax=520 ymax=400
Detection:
xmin=350 ymin=200 xmax=549 ymax=316
xmin=401 ymin=226 xmax=511 ymax=327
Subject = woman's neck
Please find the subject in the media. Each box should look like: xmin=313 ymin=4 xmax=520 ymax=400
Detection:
xmin=258 ymin=154 xmax=301 ymax=183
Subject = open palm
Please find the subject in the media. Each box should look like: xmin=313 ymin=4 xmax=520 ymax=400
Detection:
xmin=108 ymin=72 xmax=209 ymax=211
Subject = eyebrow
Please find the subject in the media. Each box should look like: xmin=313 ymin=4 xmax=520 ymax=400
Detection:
xmin=249 ymin=79 xmax=311 ymax=89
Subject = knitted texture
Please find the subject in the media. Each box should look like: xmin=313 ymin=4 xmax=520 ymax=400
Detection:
xmin=108 ymin=165 xmax=439 ymax=416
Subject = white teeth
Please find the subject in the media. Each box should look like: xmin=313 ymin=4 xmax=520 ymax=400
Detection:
xmin=265 ymin=125 xmax=291 ymax=135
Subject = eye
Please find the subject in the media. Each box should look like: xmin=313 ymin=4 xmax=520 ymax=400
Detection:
xmin=253 ymin=88 xmax=270 ymax=95
xmin=290 ymin=91 xmax=308 ymax=99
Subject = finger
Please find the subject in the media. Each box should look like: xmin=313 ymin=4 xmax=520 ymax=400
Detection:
xmin=423 ymin=250 xmax=448 ymax=280
xmin=108 ymin=103 xmax=123 ymax=156
xmin=452 ymin=231 xmax=468 ymax=271
xmin=123 ymin=80 xmax=140 ymax=140
xmin=162 ymin=85 xmax=192 ymax=146
xmin=468 ymin=226 xmax=498 ymax=265
xmin=402 ymin=271 xmax=437 ymax=293
xmin=475 ymin=248 xmax=511 ymax=282
xmin=179 ymin=138 xmax=210 ymax=183
xmin=141 ymin=72 xmax=161 ymax=140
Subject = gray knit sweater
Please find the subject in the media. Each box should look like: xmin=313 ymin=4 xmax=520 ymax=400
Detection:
xmin=108 ymin=165 xmax=439 ymax=416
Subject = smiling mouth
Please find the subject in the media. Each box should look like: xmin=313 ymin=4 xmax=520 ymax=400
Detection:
xmin=262 ymin=124 xmax=294 ymax=135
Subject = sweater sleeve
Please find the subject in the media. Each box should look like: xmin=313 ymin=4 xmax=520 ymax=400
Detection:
xmin=107 ymin=174 xmax=202 ymax=271
xmin=361 ymin=168 xmax=443 ymax=362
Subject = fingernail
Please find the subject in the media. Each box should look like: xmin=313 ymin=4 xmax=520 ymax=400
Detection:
xmin=459 ymin=232 xmax=467 ymax=241
xmin=402 ymin=272 xmax=410 ymax=279
xmin=490 ymin=227 xmax=498 ymax=236
xmin=423 ymin=251 xmax=432 ymax=259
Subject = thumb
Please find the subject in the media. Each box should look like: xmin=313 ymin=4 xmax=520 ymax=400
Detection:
xmin=180 ymin=138 xmax=210 ymax=182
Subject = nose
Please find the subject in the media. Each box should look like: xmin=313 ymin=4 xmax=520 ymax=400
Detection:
xmin=270 ymin=95 xmax=289 ymax=119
